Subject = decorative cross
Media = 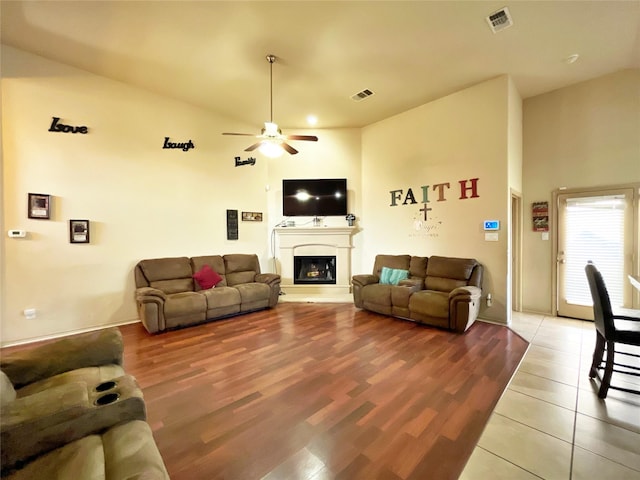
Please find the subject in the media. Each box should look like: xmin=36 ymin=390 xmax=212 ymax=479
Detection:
xmin=419 ymin=203 xmax=432 ymax=221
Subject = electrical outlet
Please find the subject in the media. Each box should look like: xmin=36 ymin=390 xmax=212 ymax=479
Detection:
xmin=23 ymin=308 xmax=36 ymax=320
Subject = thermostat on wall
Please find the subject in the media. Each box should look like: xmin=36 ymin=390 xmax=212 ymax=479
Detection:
xmin=8 ymin=230 xmax=26 ymax=238
xmin=483 ymin=220 xmax=500 ymax=231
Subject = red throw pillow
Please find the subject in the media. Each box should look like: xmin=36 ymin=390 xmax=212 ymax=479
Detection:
xmin=193 ymin=264 xmax=223 ymax=290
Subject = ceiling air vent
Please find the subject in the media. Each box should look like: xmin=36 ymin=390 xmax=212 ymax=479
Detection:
xmin=351 ymin=88 xmax=375 ymax=102
xmin=486 ymin=7 xmax=513 ymax=33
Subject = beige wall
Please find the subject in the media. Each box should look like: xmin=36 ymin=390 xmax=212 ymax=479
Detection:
xmin=522 ymin=69 xmax=640 ymax=314
xmin=360 ymin=75 xmax=518 ymax=324
xmin=4 ymin=42 xmax=636 ymax=344
xmin=0 ymin=46 xmax=361 ymax=344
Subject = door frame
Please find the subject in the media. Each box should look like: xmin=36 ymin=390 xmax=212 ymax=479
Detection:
xmin=510 ymin=190 xmax=522 ymax=313
xmin=551 ymin=183 xmax=640 ymax=317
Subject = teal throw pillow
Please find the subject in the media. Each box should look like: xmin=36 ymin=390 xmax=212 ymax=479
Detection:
xmin=379 ymin=267 xmax=409 ymax=285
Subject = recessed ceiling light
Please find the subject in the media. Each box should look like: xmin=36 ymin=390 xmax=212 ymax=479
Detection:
xmin=306 ymin=115 xmax=318 ymax=126
xmin=564 ymin=54 xmax=580 ymax=64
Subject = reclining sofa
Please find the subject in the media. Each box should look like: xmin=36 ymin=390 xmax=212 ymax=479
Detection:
xmin=0 ymin=328 xmax=169 ymax=479
xmin=352 ymin=254 xmax=483 ymax=333
xmin=135 ymin=253 xmax=281 ymax=333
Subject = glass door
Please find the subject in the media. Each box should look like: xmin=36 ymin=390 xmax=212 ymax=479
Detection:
xmin=557 ymin=188 xmax=635 ymax=320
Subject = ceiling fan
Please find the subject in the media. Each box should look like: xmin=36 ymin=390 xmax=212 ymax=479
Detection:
xmin=222 ymin=54 xmax=318 ymax=156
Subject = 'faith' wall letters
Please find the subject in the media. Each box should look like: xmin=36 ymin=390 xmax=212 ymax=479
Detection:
xmin=389 ymin=178 xmax=479 ymax=206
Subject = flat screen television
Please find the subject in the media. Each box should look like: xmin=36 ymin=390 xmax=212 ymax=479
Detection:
xmin=283 ymin=178 xmax=347 ymax=217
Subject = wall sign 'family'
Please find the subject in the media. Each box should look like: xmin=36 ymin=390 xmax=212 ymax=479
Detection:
xmin=235 ymin=156 xmax=256 ymax=167
xmin=48 ymin=117 xmax=89 ymax=134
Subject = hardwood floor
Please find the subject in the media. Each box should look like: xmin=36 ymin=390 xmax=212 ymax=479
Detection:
xmin=120 ymin=303 xmax=528 ymax=480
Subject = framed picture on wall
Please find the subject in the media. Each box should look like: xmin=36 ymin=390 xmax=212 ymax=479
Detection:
xmin=242 ymin=212 xmax=263 ymax=222
xmin=69 ymin=219 xmax=90 ymax=243
xmin=28 ymin=193 xmax=51 ymax=219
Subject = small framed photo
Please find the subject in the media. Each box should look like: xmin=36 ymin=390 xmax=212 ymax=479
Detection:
xmin=28 ymin=193 xmax=51 ymax=219
xmin=242 ymin=211 xmax=263 ymax=222
xmin=69 ymin=219 xmax=90 ymax=244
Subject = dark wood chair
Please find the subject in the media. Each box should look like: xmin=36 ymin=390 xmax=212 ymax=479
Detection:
xmin=584 ymin=261 xmax=640 ymax=398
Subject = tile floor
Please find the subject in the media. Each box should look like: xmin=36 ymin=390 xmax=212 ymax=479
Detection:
xmin=460 ymin=312 xmax=640 ymax=479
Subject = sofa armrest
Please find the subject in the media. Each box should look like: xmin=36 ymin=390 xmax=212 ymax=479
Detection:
xmin=255 ymin=273 xmax=281 ymax=287
xmin=0 ymin=328 xmax=124 ymax=389
xmin=135 ymin=287 xmax=167 ymax=301
xmin=1 ymin=375 xmax=146 ymax=472
xmin=352 ymin=274 xmax=379 ymax=288
xmin=352 ymin=274 xmax=379 ymax=308
xmin=448 ymin=286 xmax=482 ymax=332
xmin=449 ymin=285 xmax=482 ymax=300
xmin=135 ymin=288 xmax=167 ymax=334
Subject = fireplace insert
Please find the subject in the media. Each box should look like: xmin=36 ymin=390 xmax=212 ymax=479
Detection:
xmin=294 ymin=256 xmax=336 ymax=285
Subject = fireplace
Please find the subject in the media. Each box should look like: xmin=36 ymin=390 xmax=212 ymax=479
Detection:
xmin=294 ymin=256 xmax=336 ymax=285
xmin=275 ymin=226 xmax=356 ymax=295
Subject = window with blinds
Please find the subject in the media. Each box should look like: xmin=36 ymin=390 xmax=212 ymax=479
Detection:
xmin=564 ymin=194 xmax=626 ymax=308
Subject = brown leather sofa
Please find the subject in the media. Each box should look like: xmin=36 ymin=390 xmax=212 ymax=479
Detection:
xmin=352 ymin=254 xmax=483 ymax=333
xmin=134 ymin=254 xmax=281 ymax=333
xmin=0 ymin=328 xmax=169 ymax=479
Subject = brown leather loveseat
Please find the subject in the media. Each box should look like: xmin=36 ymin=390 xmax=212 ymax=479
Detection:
xmin=135 ymin=254 xmax=280 ymax=333
xmin=352 ymin=254 xmax=483 ymax=333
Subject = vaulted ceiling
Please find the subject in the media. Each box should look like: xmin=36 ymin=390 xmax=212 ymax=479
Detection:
xmin=2 ymin=1 xmax=639 ymax=131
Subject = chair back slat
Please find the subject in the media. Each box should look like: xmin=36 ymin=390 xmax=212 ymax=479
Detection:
xmin=584 ymin=261 xmax=615 ymax=337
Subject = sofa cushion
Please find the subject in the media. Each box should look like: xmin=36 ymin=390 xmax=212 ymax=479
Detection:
xmin=148 ymin=278 xmax=193 ymax=295
xmin=372 ymin=255 xmax=411 ymax=278
xmin=202 ymin=286 xmax=241 ymax=309
xmin=361 ymin=283 xmax=392 ymax=306
xmin=409 ymin=290 xmax=450 ymax=318
xmin=379 ymin=267 xmax=409 ymax=285
xmin=193 ymin=265 xmax=223 ymax=290
xmin=3 ymin=420 xmax=169 ymax=480
xmin=235 ymin=283 xmax=271 ymax=305
xmin=224 ymin=254 xmax=260 ymax=287
xmin=138 ymin=257 xmax=192 ymax=283
xmin=425 ymin=256 xmax=478 ymax=293
xmin=226 ymin=271 xmax=257 ymax=286
xmin=409 ymin=256 xmax=428 ymax=278
xmin=164 ymin=292 xmax=206 ymax=319
xmin=137 ymin=257 xmax=194 ymax=294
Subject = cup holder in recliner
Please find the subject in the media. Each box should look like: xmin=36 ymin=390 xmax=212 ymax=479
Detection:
xmin=95 ymin=380 xmax=117 ymax=392
xmin=94 ymin=392 xmax=120 ymax=406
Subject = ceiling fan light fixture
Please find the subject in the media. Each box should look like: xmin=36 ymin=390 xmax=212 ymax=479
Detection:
xmin=259 ymin=140 xmax=284 ymax=158
xmin=222 ymin=54 xmax=318 ymax=156
xmin=263 ymin=122 xmax=280 ymax=137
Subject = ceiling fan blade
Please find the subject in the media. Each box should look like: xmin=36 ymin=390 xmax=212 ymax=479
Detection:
xmin=281 ymin=142 xmax=299 ymax=155
xmin=222 ymin=132 xmax=256 ymax=136
xmin=284 ymin=135 xmax=318 ymax=142
xmin=245 ymin=141 xmax=264 ymax=152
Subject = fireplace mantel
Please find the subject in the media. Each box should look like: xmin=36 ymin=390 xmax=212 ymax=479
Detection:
xmin=275 ymin=226 xmax=356 ymax=295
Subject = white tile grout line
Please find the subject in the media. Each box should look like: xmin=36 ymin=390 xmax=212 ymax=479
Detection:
xmin=474 ymin=446 xmax=547 ymax=479
xmin=567 ymin=321 xmax=589 ymax=479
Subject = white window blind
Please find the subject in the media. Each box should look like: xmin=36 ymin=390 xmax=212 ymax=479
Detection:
xmin=564 ymin=195 xmax=625 ymax=308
